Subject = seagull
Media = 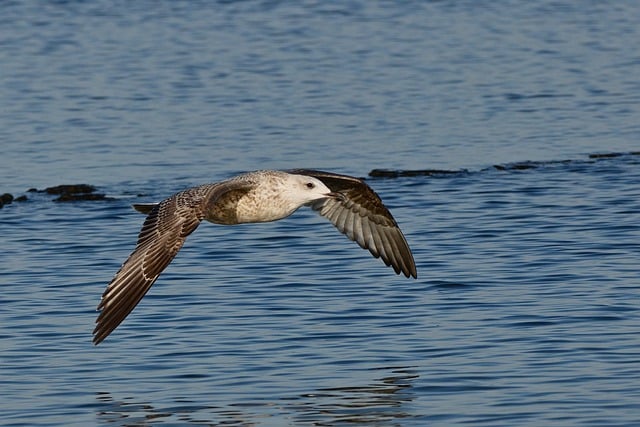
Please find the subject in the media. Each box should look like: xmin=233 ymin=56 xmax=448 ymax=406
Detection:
xmin=93 ymin=169 xmax=416 ymax=344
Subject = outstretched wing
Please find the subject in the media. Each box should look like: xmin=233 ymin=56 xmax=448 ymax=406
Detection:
xmin=93 ymin=183 xmax=236 ymax=344
xmin=290 ymin=169 xmax=417 ymax=279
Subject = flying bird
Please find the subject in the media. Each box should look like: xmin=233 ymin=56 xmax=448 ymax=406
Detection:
xmin=93 ymin=169 xmax=416 ymax=344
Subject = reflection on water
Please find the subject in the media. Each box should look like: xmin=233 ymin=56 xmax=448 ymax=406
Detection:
xmin=95 ymin=366 xmax=418 ymax=426
xmin=293 ymin=367 xmax=418 ymax=425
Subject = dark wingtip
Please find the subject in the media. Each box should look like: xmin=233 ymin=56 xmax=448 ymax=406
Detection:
xmin=92 ymin=332 xmax=104 ymax=346
xmin=92 ymin=323 xmax=105 ymax=345
xmin=401 ymin=265 xmax=418 ymax=279
xmin=409 ymin=261 xmax=418 ymax=279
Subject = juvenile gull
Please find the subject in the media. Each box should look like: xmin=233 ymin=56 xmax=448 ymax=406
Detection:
xmin=93 ymin=169 xmax=416 ymax=344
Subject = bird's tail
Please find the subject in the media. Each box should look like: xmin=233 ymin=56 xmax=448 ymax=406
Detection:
xmin=132 ymin=203 xmax=159 ymax=214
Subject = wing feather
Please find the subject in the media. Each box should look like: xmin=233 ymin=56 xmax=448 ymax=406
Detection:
xmin=93 ymin=182 xmax=249 ymax=344
xmin=290 ymin=169 xmax=417 ymax=278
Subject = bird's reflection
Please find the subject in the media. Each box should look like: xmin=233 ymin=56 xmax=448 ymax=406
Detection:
xmin=290 ymin=366 xmax=418 ymax=425
xmin=95 ymin=366 xmax=418 ymax=426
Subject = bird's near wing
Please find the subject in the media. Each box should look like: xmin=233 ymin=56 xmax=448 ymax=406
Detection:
xmin=93 ymin=182 xmax=246 ymax=345
xmin=289 ymin=169 xmax=417 ymax=279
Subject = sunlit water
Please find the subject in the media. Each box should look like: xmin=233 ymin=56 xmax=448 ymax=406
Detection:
xmin=2 ymin=1 xmax=640 ymax=426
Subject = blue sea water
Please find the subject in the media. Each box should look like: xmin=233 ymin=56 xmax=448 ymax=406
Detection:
xmin=1 ymin=1 xmax=639 ymax=426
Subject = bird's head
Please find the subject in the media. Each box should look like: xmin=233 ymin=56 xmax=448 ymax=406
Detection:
xmin=287 ymin=173 xmax=337 ymax=205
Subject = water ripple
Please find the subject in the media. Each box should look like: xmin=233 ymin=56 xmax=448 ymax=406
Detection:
xmin=2 ymin=1 xmax=640 ymax=426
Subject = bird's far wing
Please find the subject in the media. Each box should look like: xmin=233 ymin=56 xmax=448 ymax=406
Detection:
xmin=93 ymin=181 xmax=247 ymax=344
xmin=290 ymin=169 xmax=417 ymax=279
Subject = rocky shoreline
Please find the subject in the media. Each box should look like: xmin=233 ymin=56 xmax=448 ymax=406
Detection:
xmin=0 ymin=184 xmax=114 ymax=209
xmin=369 ymin=151 xmax=639 ymax=178
xmin=2 ymin=151 xmax=637 ymax=209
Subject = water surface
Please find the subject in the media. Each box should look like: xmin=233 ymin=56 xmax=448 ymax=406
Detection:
xmin=1 ymin=1 xmax=639 ymax=426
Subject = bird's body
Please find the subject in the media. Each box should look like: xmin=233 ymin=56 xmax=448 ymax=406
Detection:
xmin=93 ymin=169 xmax=416 ymax=344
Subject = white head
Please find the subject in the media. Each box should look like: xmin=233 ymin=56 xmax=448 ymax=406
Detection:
xmin=285 ymin=173 xmax=334 ymax=205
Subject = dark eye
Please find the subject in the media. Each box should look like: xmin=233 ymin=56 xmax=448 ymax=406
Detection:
xmin=306 ymin=182 xmax=315 ymax=189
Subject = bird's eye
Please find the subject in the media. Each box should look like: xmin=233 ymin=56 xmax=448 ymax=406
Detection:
xmin=306 ymin=182 xmax=315 ymax=189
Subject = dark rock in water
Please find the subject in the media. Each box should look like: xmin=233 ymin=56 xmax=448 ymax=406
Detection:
xmin=589 ymin=152 xmax=623 ymax=159
xmin=15 ymin=195 xmax=28 ymax=202
xmin=0 ymin=193 xmax=14 ymax=208
xmin=369 ymin=151 xmax=640 ymax=180
xmin=54 ymin=192 xmax=113 ymax=202
xmin=23 ymin=184 xmax=115 ymax=203
xmin=492 ymin=159 xmax=572 ymax=172
xmin=369 ymin=168 xmax=467 ymax=178
xmin=44 ymin=184 xmax=97 ymax=195
xmin=493 ymin=162 xmax=538 ymax=171
xmin=589 ymin=151 xmax=640 ymax=159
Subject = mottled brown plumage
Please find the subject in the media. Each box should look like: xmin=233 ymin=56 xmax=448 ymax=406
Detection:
xmin=93 ymin=170 xmax=416 ymax=344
